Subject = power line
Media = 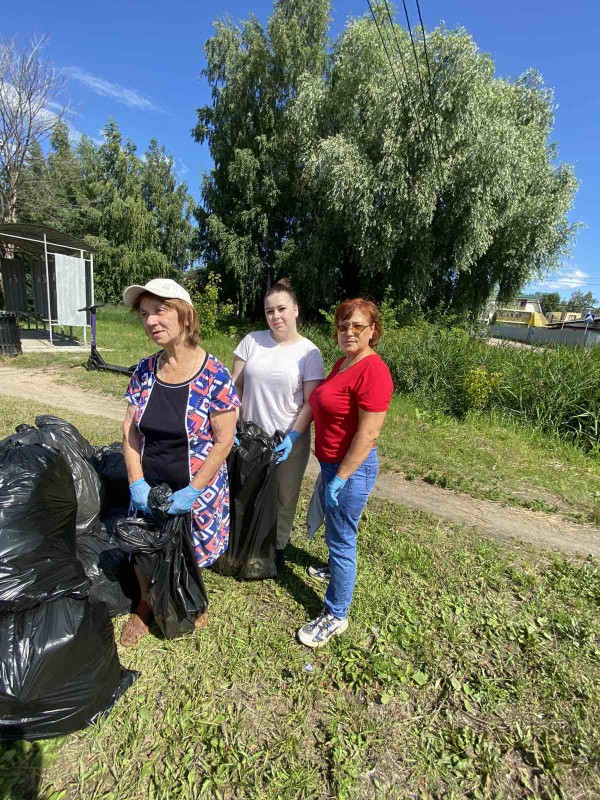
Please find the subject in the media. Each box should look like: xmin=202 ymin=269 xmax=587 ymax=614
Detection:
xmin=366 ymin=0 xmax=416 ymax=127
xmin=378 ymin=0 xmax=420 ymax=125
xmin=414 ymin=0 xmax=444 ymax=189
xmin=381 ymin=0 xmax=443 ymax=192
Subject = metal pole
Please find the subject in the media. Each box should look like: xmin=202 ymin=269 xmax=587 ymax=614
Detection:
xmin=43 ymin=233 xmax=53 ymax=346
xmin=80 ymin=248 xmax=87 ymax=346
xmin=90 ymin=252 xmax=95 ymax=304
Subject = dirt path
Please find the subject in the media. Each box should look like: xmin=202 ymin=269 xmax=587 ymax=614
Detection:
xmin=0 ymin=366 xmax=128 ymax=419
xmin=1 ymin=365 xmax=599 ymax=559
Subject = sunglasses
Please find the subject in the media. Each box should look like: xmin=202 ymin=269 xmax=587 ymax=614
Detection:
xmin=335 ymin=322 xmax=371 ymax=334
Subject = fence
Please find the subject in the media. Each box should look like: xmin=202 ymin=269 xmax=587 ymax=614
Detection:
xmin=489 ymin=323 xmax=600 ymax=348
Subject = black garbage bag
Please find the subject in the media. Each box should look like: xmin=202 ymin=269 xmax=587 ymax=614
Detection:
xmin=114 ymin=485 xmax=208 ymax=639
xmin=211 ymin=421 xmax=282 ymax=580
xmin=0 ymin=416 xmax=103 ymax=536
xmin=0 ymin=442 xmax=90 ymax=613
xmin=0 ymin=439 xmax=137 ymax=742
xmin=76 ymin=521 xmax=140 ymax=617
xmin=0 ymin=597 xmax=138 ymax=742
xmin=93 ymin=442 xmax=130 ymax=517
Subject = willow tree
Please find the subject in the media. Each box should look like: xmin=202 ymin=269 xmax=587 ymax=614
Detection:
xmin=196 ymin=0 xmax=577 ymax=316
xmin=289 ymin=12 xmax=578 ymax=313
xmin=194 ymin=0 xmax=330 ymax=313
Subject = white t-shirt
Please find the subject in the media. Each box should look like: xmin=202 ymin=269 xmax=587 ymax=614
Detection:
xmin=234 ymin=330 xmax=325 ymax=436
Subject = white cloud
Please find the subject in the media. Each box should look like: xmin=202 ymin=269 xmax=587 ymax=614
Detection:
xmin=64 ymin=66 xmax=164 ymax=112
xmin=529 ymin=267 xmax=591 ymax=291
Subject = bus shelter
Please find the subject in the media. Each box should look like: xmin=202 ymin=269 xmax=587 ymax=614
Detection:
xmin=0 ymin=223 xmax=95 ymax=346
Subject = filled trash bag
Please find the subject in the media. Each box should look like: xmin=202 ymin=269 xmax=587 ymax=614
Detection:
xmin=93 ymin=442 xmax=130 ymax=517
xmin=114 ymin=484 xmax=208 ymax=639
xmin=0 ymin=439 xmax=137 ymax=742
xmin=0 ymin=596 xmax=138 ymax=742
xmin=211 ymin=421 xmax=282 ymax=580
xmin=0 ymin=442 xmax=90 ymax=613
xmin=0 ymin=416 xmax=102 ymax=536
xmin=76 ymin=521 xmax=140 ymax=617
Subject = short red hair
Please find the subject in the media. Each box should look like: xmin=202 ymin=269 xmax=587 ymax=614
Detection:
xmin=333 ymin=298 xmax=382 ymax=347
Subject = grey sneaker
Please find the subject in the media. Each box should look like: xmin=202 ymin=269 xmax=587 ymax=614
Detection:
xmin=297 ymin=609 xmax=348 ymax=648
xmin=307 ymin=564 xmax=331 ymax=582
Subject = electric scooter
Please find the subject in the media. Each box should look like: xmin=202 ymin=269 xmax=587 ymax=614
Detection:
xmin=78 ymin=303 xmax=135 ymax=376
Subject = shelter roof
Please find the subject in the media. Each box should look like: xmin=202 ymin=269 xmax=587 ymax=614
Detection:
xmin=0 ymin=223 xmax=94 ymax=257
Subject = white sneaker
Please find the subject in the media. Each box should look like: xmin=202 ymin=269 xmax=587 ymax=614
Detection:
xmin=306 ymin=564 xmax=331 ymax=582
xmin=297 ymin=609 xmax=348 ymax=648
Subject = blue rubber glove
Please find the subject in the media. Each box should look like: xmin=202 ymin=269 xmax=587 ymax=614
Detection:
xmin=130 ymin=478 xmax=151 ymax=513
xmin=168 ymin=483 xmax=203 ymax=515
xmin=274 ymin=430 xmax=301 ymax=464
xmin=325 ymin=475 xmax=347 ymax=510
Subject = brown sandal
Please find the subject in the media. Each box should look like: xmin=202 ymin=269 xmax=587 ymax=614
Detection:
xmin=120 ymin=600 xmax=153 ymax=648
xmin=194 ymin=608 xmax=209 ymax=630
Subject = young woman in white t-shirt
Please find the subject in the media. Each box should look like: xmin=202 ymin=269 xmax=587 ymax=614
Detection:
xmin=231 ymin=279 xmax=325 ymax=573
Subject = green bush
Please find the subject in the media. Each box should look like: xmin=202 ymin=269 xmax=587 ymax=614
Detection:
xmin=186 ymin=271 xmax=235 ymax=338
xmin=300 ymin=319 xmax=600 ymax=454
xmin=381 ymin=324 xmax=600 ymax=454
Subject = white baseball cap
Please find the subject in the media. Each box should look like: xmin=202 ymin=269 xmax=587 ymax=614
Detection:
xmin=123 ymin=278 xmax=193 ymax=308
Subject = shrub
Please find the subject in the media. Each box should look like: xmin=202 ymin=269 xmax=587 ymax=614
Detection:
xmin=187 ymin=272 xmax=234 ymax=338
xmin=379 ymin=324 xmax=600 ymax=453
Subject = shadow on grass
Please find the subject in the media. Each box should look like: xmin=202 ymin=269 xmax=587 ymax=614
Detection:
xmin=0 ymin=740 xmax=43 ymax=800
xmin=280 ymin=542 xmax=325 ymax=618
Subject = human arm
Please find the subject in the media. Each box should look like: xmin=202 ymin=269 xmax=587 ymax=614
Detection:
xmin=323 ymin=409 xmax=387 ymax=509
xmin=274 ymin=379 xmax=321 ymax=463
xmin=291 ymin=379 xmax=321 ymax=435
xmin=336 ymin=409 xmax=387 ymax=480
xmin=231 ymin=356 xmax=246 ymax=401
xmin=191 ymin=409 xmax=237 ymax=488
xmin=168 ymin=410 xmax=237 ymax=514
xmin=325 ymin=409 xmax=387 ymax=508
xmin=122 ymin=402 xmax=150 ymax=511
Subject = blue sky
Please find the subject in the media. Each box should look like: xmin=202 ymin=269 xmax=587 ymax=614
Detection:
xmin=4 ymin=0 xmax=599 ymax=299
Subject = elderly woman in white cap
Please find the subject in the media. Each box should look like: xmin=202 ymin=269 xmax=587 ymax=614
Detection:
xmin=120 ymin=278 xmax=239 ymax=647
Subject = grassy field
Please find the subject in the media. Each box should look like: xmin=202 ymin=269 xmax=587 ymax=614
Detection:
xmin=378 ymin=398 xmax=600 ymax=526
xmin=2 ymin=328 xmax=600 ymax=798
xmin=2 ymin=307 xmax=599 ymax=526
xmin=2 ymin=481 xmax=599 ymax=799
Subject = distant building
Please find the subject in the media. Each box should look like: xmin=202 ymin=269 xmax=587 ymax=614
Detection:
xmin=485 ymin=294 xmax=544 ymax=322
xmin=504 ymin=295 xmax=544 ymax=314
xmin=546 ymin=316 xmax=600 ymax=331
xmin=546 ymin=311 xmax=579 ymax=324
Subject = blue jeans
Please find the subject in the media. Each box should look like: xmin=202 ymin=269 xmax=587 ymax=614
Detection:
xmin=320 ymin=449 xmax=379 ymax=619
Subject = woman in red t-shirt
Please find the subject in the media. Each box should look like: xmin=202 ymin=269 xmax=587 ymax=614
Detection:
xmin=298 ymin=299 xmax=393 ymax=648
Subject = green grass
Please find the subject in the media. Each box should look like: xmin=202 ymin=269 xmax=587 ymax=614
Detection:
xmin=379 ymin=397 xmax=600 ymax=526
xmin=0 ymin=305 xmax=238 ymax=399
xmin=2 ymin=486 xmax=599 ymax=799
xmin=2 ymin=308 xmax=599 ymax=526
xmin=0 ymin=396 xmax=122 ymax=445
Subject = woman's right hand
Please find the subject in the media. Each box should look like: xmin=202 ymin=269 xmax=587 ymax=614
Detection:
xmin=130 ymin=478 xmax=151 ymax=513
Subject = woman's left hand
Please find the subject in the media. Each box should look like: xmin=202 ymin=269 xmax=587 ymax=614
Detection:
xmin=325 ymin=475 xmax=347 ymax=509
xmin=274 ymin=430 xmax=300 ymax=464
xmin=168 ymin=484 xmax=203 ymax=515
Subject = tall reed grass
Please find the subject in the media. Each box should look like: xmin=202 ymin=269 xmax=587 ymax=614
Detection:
xmin=302 ymin=321 xmax=600 ymax=454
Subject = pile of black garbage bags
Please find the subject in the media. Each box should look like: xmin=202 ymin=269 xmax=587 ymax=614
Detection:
xmin=0 ymin=415 xmax=282 ymax=741
xmin=0 ymin=418 xmax=137 ymax=742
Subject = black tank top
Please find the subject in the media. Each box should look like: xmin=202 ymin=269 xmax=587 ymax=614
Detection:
xmin=140 ymin=353 xmax=208 ymax=491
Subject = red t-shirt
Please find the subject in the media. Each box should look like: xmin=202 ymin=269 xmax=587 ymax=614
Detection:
xmin=310 ymin=353 xmax=394 ymax=463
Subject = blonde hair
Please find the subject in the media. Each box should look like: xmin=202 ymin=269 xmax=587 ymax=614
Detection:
xmin=132 ymin=292 xmax=200 ymax=348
